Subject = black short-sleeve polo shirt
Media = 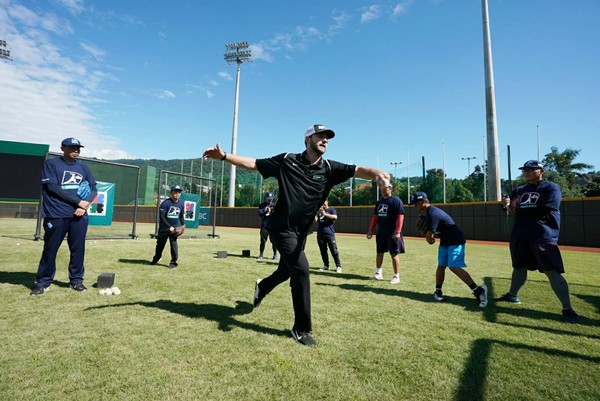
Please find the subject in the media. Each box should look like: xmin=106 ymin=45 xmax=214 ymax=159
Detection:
xmin=256 ymin=151 xmax=355 ymax=232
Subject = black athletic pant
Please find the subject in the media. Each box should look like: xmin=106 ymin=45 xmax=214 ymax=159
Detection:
xmin=258 ymin=229 xmax=311 ymax=333
xmin=259 ymin=227 xmax=277 ymax=256
xmin=317 ymin=235 xmax=341 ymax=267
xmin=154 ymin=231 xmax=179 ymax=263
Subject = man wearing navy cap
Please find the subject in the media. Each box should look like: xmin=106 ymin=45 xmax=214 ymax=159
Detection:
xmin=498 ymin=160 xmax=578 ymax=323
xmin=411 ymin=192 xmax=488 ymax=307
xmin=203 ymin=124 xmax=389 ymax=346
xmin=151 ymin=185 xmax=185 ymax=268
xmin=31 ymin=137 xmax=97 ymax=296
xmin=257 ymin=191 xmax=277 ymax=261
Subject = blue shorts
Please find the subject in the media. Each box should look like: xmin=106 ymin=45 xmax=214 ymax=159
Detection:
xmin=438 ymin=244 xmax=466 ymax=268
xmin=376 ymin=233 xmax=406 ymax=255
xmin=509 ymin=238 xmax=565 ymax=273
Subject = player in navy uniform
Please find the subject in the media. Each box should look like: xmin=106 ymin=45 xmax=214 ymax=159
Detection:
xmin=411 ymin=192 xmax=488 ymax=307
xmin=497 ymin=160 xmax=578 ymax=323
xmin=151 ymin=185 xmax=185 ymax=268
xmin=31 ymin=138 xmax=97 ymax=296
xmin=366 ymin=181 xmax=405 ymax=284
xmin=203 ymin=124 xmax=389 ymax=346
xmin=257 ymin=192 xmax=277 ymax=261
xmin=315 ymin=199 xmax=342 ymax=273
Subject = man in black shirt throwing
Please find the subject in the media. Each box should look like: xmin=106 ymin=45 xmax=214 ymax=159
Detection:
xmin=203 ymin=124 xmax=389 ymax=346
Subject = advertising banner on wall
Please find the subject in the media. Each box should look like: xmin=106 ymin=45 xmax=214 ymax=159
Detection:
xmin=181 ymin=193 xmax=200 ymax=229
xmin=88 ymin=182 xmax=115 ymax=226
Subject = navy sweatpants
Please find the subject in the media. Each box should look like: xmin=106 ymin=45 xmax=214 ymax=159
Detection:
xmin=35 ymin=216 xmax=88 ymax=287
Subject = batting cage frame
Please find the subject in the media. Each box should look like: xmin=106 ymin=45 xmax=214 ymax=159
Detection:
xmin=152 ymin=169 xmax=218 ymax=239
xmin=34 ymin=152 xmax=141 ymax=241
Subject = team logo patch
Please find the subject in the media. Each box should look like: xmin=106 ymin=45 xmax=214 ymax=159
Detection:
xmin=167 ymin=206 xmax=181 ymax=218
xmin=61 ymin=171 xmax=83 ymax=190
xmin=312 ymin=174 xmax=326 ymax=182
xmin=519 ymin=192 xmax=540 ymax=208
xmin=377 ymin=204 xmax=389 ymax=217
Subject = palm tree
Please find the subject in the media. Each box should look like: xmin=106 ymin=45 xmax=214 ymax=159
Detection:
xmin=542 ymin=147 xmax=594 ymax=196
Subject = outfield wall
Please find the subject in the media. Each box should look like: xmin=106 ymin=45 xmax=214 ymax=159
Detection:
xmin=2 ymin=197 xmax=599 ymax=247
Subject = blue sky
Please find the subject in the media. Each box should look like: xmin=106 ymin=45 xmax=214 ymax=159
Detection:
xmin=1 ymin=0 xmax=598 ymax=180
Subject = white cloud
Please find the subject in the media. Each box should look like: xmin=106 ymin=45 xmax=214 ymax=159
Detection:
xmin=392 ymin=0 xmax=414 ymax=18
xmin=158 ymin=90 xmax=175 ymax=99
xmin=218 ymin=71 xmax=233 ymax=81
xmin=57 ymin=0 xmax=86 ymax=15
xmin=361 ymin=5 xmax=382 ymax=23
xmin=201 ymin=88 xmax=215 ymax=98
xmin=0 ymin=1 xmax=133 ymax=159
xmin=80 ymin=40 xmax=106 ymax=60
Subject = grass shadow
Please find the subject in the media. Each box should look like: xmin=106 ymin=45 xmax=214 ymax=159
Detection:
xmin=86 ymin=300 xmax=290 ymax=337
xmin=575 ymin=293 xmax=600 ymax=314
xmin=118 ymin=258 xmax=155 ymax=265
xmin=0 ymin=271 xmax=70 ymax=290
xmin=454 ymin=338 xmax=600 ymax=401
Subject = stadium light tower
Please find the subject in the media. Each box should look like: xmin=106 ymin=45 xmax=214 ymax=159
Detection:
xmin=0 ymin=39 xmax=13 ymax=61
xmin=461 ymin=156 xmax=477 ymax=176
xmin=390 ymin=161 xmax=402 ymax=180
xmin=224 ymin=41 xmax=252 ymax=207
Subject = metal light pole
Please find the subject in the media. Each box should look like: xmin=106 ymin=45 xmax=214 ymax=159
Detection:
xmin=224 ymin=41 xmax=252 ymax=207
xmin=461 ymin=156 xmax=477 ymax=176
xmin=407 ymin=150 xmax=411 ymax=202
xmin=482 ymin=0 xmax=501 ymax=201
xmin=390 ymin=161 xmax=402 ymax=183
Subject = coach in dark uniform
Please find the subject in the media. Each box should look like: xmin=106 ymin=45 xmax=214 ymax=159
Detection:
xmin=31 ymin=138 xmax=97 ymax=296
xmin=497 ymin=160 xmax=578 ymax=323
xmin=257 ymin=191 xmax=277 ymax=261
xmin=203 ymin=124 xmax=389 ymax=346
xmin=151 ymin=185 xmax=186 ymax=268
xmin=315 ymin=199 xmax=342 ymax=273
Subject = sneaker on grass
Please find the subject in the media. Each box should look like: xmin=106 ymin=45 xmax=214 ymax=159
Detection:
xmin=320 ymin=266 xmax=330 ymax=271
xmin=291 ymin=329 xmax=317 ymax=346
xmin=335 ymin=266 xmax=342 ymax=273
xmin=495 ymin=292 xmax=521 ymax=304
xmin=69 ymin=283 xmax=87 ymax=292
xmin=370 ymin=272 xmax=383 ymax=281
xmin=433 ymin=290 xmax=444 ymax=302
xmin=561 ymin=309 xmax=578 ymax=324
xmin=474 ymin=284 xmax=488 ymax=308
xmin=389 ymin=276 xmax=400 ymax=285
xmin=30 ymin=285 xmax=50 ymax=296
xmin=253 ymin=279 xmax=264 ymax=308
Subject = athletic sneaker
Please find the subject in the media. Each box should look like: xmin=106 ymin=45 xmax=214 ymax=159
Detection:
xmin=371 ymin=272 xmax=383 ymax=281
xmin=150 ymin=256 xmax=161 ymax=265
xmin=389 ymin=276 xmax=400 ymax=285
xmin=433 ymin=290 xmax=444 ymax=302
xmin=495 ymin=292 xmax=521 ymax=304
xmin=30 ymin=285 xmax=50 ymax=296
xmin=69 ymin=283 xmax=87 ymax=292
xmin=168 ymin=262 xmax=178 ymax=269
xmin=336 ymin=266 xmax=342 ymax=273
xmin=257 ymin=255 xmax=264 ymax=261
xmin=474 ymin=284 xmax=488 ymax=308
xmin=320 ymin=266 xmax=330 ymax=271
xmin=253 ymin=279 xmax=263 ymax=308
xmin=561 ymin=309 xmax=579 ymax=324
xmin=291 ymin=329 xmax=317 ymax=346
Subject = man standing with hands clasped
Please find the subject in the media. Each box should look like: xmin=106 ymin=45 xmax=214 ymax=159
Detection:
xmin=315 ymin=199 xmax=342 ymax=273
xmin=151 ymin=185 xmax=185 ymax=269
xmin=203 ymin=124 xmax=389 ymax=346
xmin=497 ymin=160 xmax=578 ymax=323
xmin=257 ymin=191 xmax=278 ymax=261
xmin=31 ymin=138 xmax=97 ymax=296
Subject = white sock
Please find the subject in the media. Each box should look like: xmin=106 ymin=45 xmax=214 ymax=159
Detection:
xmin=393 ymin=273 xmax=399 ymax=278
xmin=376 ymin=268 xmax=382 ymax=274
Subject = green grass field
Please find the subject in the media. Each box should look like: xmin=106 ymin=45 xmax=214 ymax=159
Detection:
xmin=1 ymin=219 xmax=598 ymax=401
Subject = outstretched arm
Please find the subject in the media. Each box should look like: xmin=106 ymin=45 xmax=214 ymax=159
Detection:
xmin=202 ymin=143 xmax=257 ymax=171
xmin=354 ymin=166 xmax=390 ymax=185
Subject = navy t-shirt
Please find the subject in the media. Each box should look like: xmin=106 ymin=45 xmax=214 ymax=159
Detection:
xmin=257 ymin=201 xmax=273 ymax=229
xmin=41 ymin=157 xmax=97 ymax=218
xmin=373 ymin=195 xmax=405 ymax=234
xmin=425 ymin=205 xmax=465 ymax=246
xmin=256 ymin=151 xmax=355 ymax=233
xmin=316 ymin=207 xmax=337 ymax=237
xmin=158 ymin=198 xmax=185 ymax=232
xmin=510 ymin=180 xmax=561 ymax=241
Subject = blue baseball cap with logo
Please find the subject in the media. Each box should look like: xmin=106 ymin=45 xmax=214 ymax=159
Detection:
xmin=410 ymin=192 xmax=428 ymax=205
xmin=61 ymin=137 xmax=84 ymax=147
xmin=170 ymin=185 xmax=183 ymax=192
xmin=518 ymin=160 xmax=544 ymax=170
xmin=266 ymin=192 xmax=274 ymax=200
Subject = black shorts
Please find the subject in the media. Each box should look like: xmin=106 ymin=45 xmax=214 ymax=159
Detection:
xmin=509 ymin=238 xmax=565 ymax=273
xmin=376 ymin=232 xmax=405 ymax=255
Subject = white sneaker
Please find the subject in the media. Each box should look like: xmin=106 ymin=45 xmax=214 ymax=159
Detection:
xmin=389 ymin=276 xmax=400 ymax=285
xmin=370 ymin=272 xmax=383 ymax=280
xmin=335 ymin=266 xmax=342 ymax=273
xmin=476 ymin=284 xmax=488 ymax=308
